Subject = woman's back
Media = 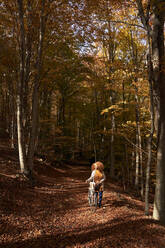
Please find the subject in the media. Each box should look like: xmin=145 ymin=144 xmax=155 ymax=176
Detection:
xmin=94 ymin=169 xmax=103 ymax=183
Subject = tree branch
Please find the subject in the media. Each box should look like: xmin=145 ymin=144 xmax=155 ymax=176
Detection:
xmin=136 ymin=0 xmax=148 ymax=29
xmin=99 ymin=19 xmax=145 ymax=30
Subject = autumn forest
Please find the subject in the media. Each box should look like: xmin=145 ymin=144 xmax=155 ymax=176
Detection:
xmin=0 ymin=0 xmax=165 ymax=247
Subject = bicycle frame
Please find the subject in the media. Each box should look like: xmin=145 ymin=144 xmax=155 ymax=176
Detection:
xmin=88 ymin=182 xmax=97 ymax=207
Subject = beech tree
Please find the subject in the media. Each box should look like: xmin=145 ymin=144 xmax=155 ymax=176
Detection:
xmin=16 ymin=0 xmax=48 ymax=176
xmin=1 ymin=0 xmax=165 ymax=223
xmin=135 ymin=0 xmax=165 ymax=223
xmin=1 ymin=0 xmax=49 ymax=176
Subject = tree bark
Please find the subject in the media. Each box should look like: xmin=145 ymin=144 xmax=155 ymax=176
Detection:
xmin=23 ymin=0 xmax=33 ymax=143
xmin=136 ymin=0 xmax=165 ymax=223
xmin=27 ymin=0 xmax=47 ymax=172
xmin=153 ymin=15 xmax=165 ymax=223
xmin=145 ymin=38 xmax=154 ymax=216
xmin=135 ymin=87 xmax=140 ymax=190
xmin=17 ymin=0 xmax=27 ymax=174
xmin=110 ymin=106 xmax=115 ymax=177
xmin=135 ymin=131 xmax=139 ymax=188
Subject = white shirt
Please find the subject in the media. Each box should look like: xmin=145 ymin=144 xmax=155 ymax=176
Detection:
xmin=87 ymin=169 xmax=106 ymax=184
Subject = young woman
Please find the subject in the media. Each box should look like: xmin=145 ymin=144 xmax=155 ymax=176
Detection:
xmin=86 ymin=161 xmax=106 ymax=208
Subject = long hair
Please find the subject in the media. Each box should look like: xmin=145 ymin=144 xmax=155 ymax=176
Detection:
xmin=91 ymin=161 xmax=104 ymax=172
xmin=94 ymin=169 xmax=103 ymax=183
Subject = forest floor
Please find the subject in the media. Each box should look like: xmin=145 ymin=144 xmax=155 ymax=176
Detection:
xmin=0 ymin=140 xmax=165 ymax=248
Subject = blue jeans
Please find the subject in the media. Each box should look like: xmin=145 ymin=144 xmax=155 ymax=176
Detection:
xmin=95 ymin=191 xmax=103 ymax=207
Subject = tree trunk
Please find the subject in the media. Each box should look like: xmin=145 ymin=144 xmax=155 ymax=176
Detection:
xmin=23 ymin=0 xmax=33 ymax=143
xmin=76 ymin=119 xmax=80 ymax=151
xmin=130 ymin=30 xmax=142 ymax=191
xmin=62 ymin=95 xmax=66 ymax=132
xmin=135 ymin=88 xmax=140 ymax=189
xmin=153 ymin=14 xmax=165 ymax=223
xmin=136 ymin=0 xmax=165 ymax=223
xmin=17 ymin=0 xmax=27 ymax=174
xmin=94 ymin=88 xmax=100 ymax=125
xmin=103 ymin=20 xmax=116 ymax=178
xmin=131 ymin=150 xmax=135 ymax=185
xmin=125 ymin=143 xmax=129 ymax=187
xmin=110 ymin=108 xmax=115 ymax=177
xmin=135 ymin=131 xmax=139 ymax=188
xmin=17 ymin=95 xmax=27 ymax=173
xmin=135 ymin=87 xmax=144 ymax=196
xmin=139 ymin=134 xmax=144 ymax=198
xmin=145 ymin=38 xmax=154 ymax=216
xmin=27 ymin=0 xmax=46 ymax=172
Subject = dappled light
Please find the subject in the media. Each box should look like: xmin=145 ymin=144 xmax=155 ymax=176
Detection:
xmin=0 ymin=0 xmax=165 ymax=246
xmin=0 ymin=140 xmax=165 ymax=247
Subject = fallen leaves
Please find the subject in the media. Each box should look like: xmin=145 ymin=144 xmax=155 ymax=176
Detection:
xmin=0 ymin=152 xmax=165 ymax=248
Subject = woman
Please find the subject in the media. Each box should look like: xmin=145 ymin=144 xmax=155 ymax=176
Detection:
xmin=86 ymin=161 xmax=106 ymax=208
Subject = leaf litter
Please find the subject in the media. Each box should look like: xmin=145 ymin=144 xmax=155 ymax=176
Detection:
xmin=0 ymin=148 xmax=165 ymax=247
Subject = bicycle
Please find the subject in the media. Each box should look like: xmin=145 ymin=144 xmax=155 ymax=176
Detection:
xmin=88 ymin=182 xmax=98 ymax=207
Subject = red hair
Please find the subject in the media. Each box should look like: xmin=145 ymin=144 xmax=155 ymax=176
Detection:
xmin=91 ymin=161 xmax=104 ymax=172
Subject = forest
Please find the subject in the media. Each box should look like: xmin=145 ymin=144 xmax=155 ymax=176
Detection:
xmin=0 ymin=0 xmax=165 ymax=247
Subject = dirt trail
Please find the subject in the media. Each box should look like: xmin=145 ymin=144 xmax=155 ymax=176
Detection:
xmin=0 ymin=160 xmax=165 ymax=248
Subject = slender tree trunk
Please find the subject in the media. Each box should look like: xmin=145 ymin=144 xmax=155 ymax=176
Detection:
xmin=125 ymin=143 xmax=129 ymax=187
xmin=76 ymin=119 xmax=80 ymax=151
xmin=110 ymin=107 xmax=115 ymax=177
xmin=7 ymin=75 xmax=16 ymax=148
xmin=62 ymin=95 xmax=65 ymax=132
xmin=145 ymin=135 xmax=153 ymax=215
xmin=135 ymin=94 xmax=143 ymax=197
xmin=106 ymin=20 xmax=116 ymax=178
xmin=94 ymin=88 xmax=100 ymax=125
xmin=145 ymin=38 xmax=154 ymax=216
xmin=23 ymin=0 xmax=32 ymax=143
xmin=10 ymin=113 xmax=17 ymax=149
xmin=10 ymin=118 xmax=14 ymax=148
xmin=135 ymin=131 xmax=139 ymax=188
xmin=131 ymin=150 xmax=135 ymax=185
xmin=27 ymin=0 xmax=47 ymax=172
xmin=130 ymin=29 xmax=143 ymax=192
xmin=17 ymin=0 xmax=27 ymax=174
xmin=90 ymin=111 xmax=97 ymax=161
xmin=135 ymin=89 xmax=140 ymax=189
xmin=17 ymin=96 xmax=27 ymax=173
xmin=139 ymin=135 xmax=144 ymax=198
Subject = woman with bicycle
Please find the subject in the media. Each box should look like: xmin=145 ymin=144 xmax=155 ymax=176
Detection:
xmin=86 ymin=161 xmax=106 ymax=208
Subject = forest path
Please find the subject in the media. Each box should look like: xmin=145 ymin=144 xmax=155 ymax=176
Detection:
xmin=0 ymin=160 xmax=165 ymax=248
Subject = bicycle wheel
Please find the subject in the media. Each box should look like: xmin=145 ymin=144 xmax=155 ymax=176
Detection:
xmin=88 ymin=189 xmax=95 ymax=207
xmin=94 ymin=191 xmax=98 ymax=207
